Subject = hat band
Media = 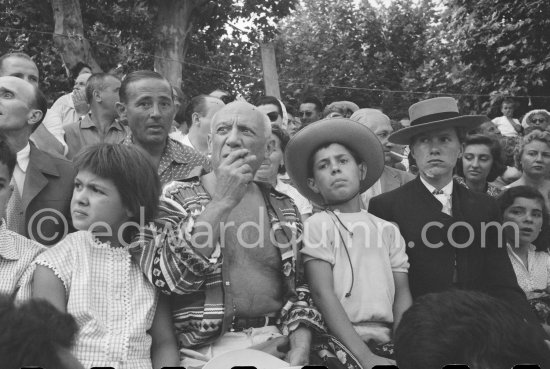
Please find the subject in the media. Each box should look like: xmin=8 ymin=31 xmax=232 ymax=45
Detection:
xmin=410 ymin=111 xmax=460 ymax=126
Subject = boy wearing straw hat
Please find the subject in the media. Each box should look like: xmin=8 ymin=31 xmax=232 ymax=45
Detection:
xmin=369 ymin=97 xmax=542 ymax=329
xmin=285 ymin=117 xmax=412 ymax=368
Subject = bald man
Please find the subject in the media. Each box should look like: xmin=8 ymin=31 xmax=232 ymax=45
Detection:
xmin=350 ymin=109 xmax=415 ymax=208
xmin=0 ymin=76 xmax=73 ymax=245
xmin=131 ymin=101 xmax=323 ymax=368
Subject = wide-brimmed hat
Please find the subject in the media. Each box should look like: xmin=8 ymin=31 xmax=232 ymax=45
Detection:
xmin=389 ymin=97 xmax=489 ymax=145
xmin=203 ymin=349 xmax=294 ymax=369
xmin=285 ymin=117 xmax=384 ymax=205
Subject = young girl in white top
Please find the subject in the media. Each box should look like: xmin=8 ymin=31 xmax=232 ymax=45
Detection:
xmin=285 ymin=118 xmax=412 ymax=369
xmin=32 ymin=144 xmax=178 ymax=369
xmin=499 ymin=185 xmax=550 ymax=335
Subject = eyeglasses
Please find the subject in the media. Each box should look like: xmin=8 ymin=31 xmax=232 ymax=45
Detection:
xmin=300 ymin=111 xmax=313 ymax=118
xmin=531 ymin=118 xmax=547 ymax=124
xmin=266 ymin=112 xmax=280 ymax=122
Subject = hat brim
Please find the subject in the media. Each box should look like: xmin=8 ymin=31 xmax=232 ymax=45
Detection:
xmin=285 ymin=118 xmax=385 ymax=206
xmin=203 ymin=349 xmax=290 ymax=369
xmin=389 ymin=115 xmax=489 ymax=145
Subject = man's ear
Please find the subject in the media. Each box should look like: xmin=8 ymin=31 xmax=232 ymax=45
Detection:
xmin=307 ymin=177 xmax=320 ymax=194
xmin=93 ymin=89 xmax=101 ymax=103
xmin=27 ymin=109 xmax=43 ymax=127
xmin=191 ymin=112 xmax=201 ymax=127
xmin=207 ymin=133 xmax=212 ymax=153
xmin=265 ymin=136 xmax=275 ymax=158
xmin=358 ymin=162 xmax=368 ymax=181
xmin=115 ymin=102 xmax=127 ymax=120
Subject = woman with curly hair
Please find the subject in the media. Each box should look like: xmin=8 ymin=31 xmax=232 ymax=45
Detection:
xmin=455 ymin=134 xmax=506 ymax=197
xmin=506 ymin=130 xmax=550 ymax=210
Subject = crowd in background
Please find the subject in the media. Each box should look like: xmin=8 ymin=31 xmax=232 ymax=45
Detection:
xmin=1 ymin=51 xmax=550 ymax=369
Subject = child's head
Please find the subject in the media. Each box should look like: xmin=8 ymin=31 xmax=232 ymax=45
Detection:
xmin=72 ymin=144 xmax=160 ymax=242
xmin=306 ymin=142 xmax=365 ymax=205
xmin=285 ymin=118 xmax=385 ymax=207
xmin=0 ymin=138 xmax=15 ymax=221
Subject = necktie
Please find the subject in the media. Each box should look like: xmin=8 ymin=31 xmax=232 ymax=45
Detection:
xmin=433 ymin=189 xmax=452 ymax=216
xmin=6 ymin=177 xmax=25 ymax=235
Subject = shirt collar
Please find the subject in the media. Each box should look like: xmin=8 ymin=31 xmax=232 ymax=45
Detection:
xmin=81 ymin=114 xmax=125 ymax=131
xmin=0 ymin=221 xmax=20 ymax=260
xmin=420 ymin=176 xmax=453 ymax=196
xmin=16 ymin=143 xmax=31 ymax=173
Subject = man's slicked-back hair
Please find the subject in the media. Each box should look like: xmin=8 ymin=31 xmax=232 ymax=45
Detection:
xmin=74 ymin=144 xmax=161 ymax=230
xmin=85 ymin=73 xmax=120 ymax=104
xmin=119 ymin=70 xmax=171 ymax=104
xmin=0 ymin=52 xmax=33 ymax=73
xmin=301 ymin=95 xmax=323 ymax=112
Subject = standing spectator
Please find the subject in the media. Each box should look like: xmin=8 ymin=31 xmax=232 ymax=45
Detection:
xmin=64 ymin=73 xmax=128 ymax=159
xmin=0 ymin=76 xmax=74 ymax=245
xmin=323 ymin=100 xmax=359 ymax=118
xmin=492 ymin=97 xmax=523 ymax=137
xmin=42 ymin=71 xmax=92 ymax=133
xmin=170 ymin=94 xmax=224 ymax=157
xmin=299 ymin=95 xmax=323 ymax=126
xmin=117 ymin=71 xmax=210 ymax=185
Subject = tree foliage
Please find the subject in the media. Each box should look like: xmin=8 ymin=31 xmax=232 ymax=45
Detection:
xmin=276 ymin=0 xmax=436 ymax=116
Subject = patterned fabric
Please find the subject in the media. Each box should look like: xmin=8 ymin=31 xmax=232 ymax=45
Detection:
xmin=123 ymin=135 xmax=211 ymax=185
xmin=0 ymin=221 xmax=45 ymax=301
xmin=34 ymin=231 xmax=158 ymax=369
xmin=130 ymin=178 xmax=326 ymax=349
xmin=312 ymin=334 xmax=394 ymax=369
xmin=6 ymin=177 xmax=24 ymax=235
xmin=454 ymin=176 xmax=502 ymax=198
xmin=529 ymin=295 xmax=550 ymax=324
xmin=506 ymin=243 xmax=550 ymax=295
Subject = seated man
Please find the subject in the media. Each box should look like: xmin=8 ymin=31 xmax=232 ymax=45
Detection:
xmin=131 ymin=101 xmax=324 ymax=368
xmin=395 ymin=290 xmax=550 ymax=368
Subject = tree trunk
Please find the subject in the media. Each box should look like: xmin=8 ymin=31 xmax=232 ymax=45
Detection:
xmin=153 ymin=0 xmax=207 ymax=88
xmin=50 ymin=0 xmax=101 ymax=76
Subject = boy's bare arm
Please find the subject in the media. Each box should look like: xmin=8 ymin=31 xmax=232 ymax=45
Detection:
xmin=392 ymin=271 xmax=412 ymax=331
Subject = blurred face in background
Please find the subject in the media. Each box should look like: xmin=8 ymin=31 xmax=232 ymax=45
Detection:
xmin=501 ymin=102 xmax=514 ymax=118
xmin=286 ymin=114 xmax=302 ymax=137
xmin=462 ymin=143 xmax=493 ymax=185
xmin=527 ymin=113 xmax=550 ymax=132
